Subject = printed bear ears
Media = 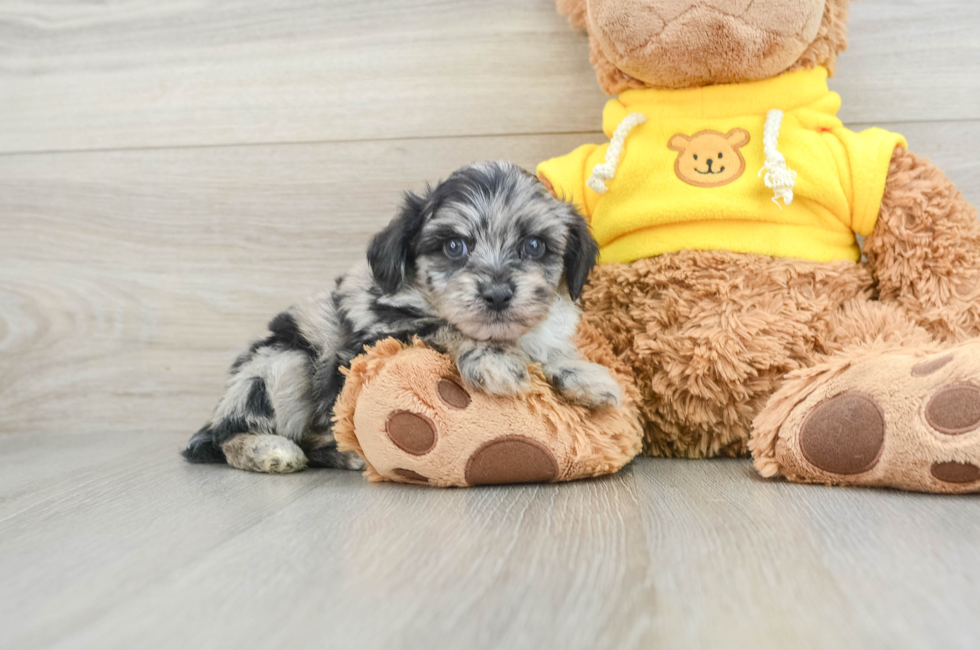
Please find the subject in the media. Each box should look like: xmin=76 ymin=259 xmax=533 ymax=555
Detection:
xmin=668 ymin=129 xmax=751 ymax=152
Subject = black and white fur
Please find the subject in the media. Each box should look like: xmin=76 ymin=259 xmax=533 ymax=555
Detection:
xmin=183 ymin=161 xmax=622 ymax=473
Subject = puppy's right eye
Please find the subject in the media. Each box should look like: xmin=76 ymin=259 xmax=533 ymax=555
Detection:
xmin=443 ymin=238 xmax=468 ymax=260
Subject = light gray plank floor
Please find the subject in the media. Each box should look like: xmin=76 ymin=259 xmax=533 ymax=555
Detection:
xmin=2 ymin=433 xmax=979 ymax=650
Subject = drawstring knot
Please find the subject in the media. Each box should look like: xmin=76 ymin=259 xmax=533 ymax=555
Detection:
xmin=758 ymin=109 xmax=797 ymax=208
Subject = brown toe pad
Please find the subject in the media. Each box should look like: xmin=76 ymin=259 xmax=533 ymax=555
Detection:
xmin=925 ymin=384 xmax=980 ymax=435
xmin=799 ymin=391 xmax=885 ymax=475
xmin=437 ymin=378 xmax=471 ymax=409
xmin=910 ymin=354 xmax=953 ymax=377
xmin=393 ymin=468 xmax=430 ymax=483
xmin=386 ymin=411 xmax=437 ymax=455
xmin=465 ymin=435 xmax=559 ymax=486
xmin=930 ymin=461 xmax=980 ymax=484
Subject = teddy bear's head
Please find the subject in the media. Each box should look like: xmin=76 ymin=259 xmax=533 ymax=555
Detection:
xmin=557 ymin=0 xmax=850 ymax=93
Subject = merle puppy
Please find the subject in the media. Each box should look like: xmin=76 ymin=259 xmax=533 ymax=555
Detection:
xmin=183 ymin=161 xmax=622 ymax=473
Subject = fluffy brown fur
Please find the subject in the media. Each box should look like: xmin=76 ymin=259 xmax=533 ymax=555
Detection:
xmin=581 ymin=250 xmax=874 ymax=458
xmin=865 ymin=149 xmax=980 ymax=343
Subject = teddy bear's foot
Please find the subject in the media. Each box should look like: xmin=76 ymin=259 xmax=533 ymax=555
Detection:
xmin=332 ymin=339 xmax=643 ymax=487
xmin=751 ymin=340 xmax=980 ymax=493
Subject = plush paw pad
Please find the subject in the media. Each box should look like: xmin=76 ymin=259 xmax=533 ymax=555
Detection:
xmin=799 ymin=392 xmax=885 ymax=475
xmin=352 ymin=354 xmax=570 ymax=486
xmin=437 ymin=378 xmax=471 ymax=409
xmin=769 ymin=342 xmax=980 ymax=493
xmin=924 ymin=384 xmax=980 ymax=434
xmin=370 ymin=376 xmax=562 ymax=486
xmin=385 ymin=411 xmax=437 ymax=455
xmin=464 ymin=436 xmax=559 ymax=486
xmin=930 ymin=461 xmax=980 ymax=484
xmin=393 ymin=468 xmax=430 ymax=483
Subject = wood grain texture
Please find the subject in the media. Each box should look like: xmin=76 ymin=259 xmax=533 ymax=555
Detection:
xmin=2 ymin=124 xmax=978 ymax=439
xmin=0 ymin=133 xmax=600 ymax=437
xmin=0 ymin=0 xmax=977 ymax=153
xmin=1 ymin=439 xmax=979 ymax=650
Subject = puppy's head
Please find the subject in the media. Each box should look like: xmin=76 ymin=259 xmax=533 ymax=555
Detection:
xmin=367 ymin=161 xmax=599 ymax=341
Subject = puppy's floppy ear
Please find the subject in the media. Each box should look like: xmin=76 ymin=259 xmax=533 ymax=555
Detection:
xmin=367 ymin=190 xmax=427 ymax=294
xmin=562 ymin=211 xmax=600 ymax=301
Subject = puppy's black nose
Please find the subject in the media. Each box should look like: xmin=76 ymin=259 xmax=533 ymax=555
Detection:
xmin=481 ymin=283 xmax=514 ymax=311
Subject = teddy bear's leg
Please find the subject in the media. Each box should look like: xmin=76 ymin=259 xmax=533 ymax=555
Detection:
xmin=331 ymin=332 xmax=643 ymax=488
xmin=751 ymin=299 xmax=980 ymax=493
xmin=864 ymin=147 xmax=980 ymax=342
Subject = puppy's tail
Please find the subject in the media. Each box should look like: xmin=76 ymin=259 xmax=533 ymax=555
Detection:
xmin=181 ymin=425 xmax=226 ymax=464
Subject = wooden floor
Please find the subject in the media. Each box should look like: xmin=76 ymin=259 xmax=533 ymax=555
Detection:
xmin=3 ymin=434 xmax=980 ymax=650
xmin=1 ymin=0 xmax=979 ymax=648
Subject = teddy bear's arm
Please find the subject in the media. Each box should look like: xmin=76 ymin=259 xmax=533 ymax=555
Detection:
xmin=864 ymin=147 xmax=980 ymax=341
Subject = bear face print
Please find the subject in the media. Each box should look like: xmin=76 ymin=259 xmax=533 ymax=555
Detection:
xmin=668 ymin=129 xmax=751 ymax=188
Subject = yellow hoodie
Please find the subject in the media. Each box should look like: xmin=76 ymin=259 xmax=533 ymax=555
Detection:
xmin=537 ymin=67 xmax=906 ymax=264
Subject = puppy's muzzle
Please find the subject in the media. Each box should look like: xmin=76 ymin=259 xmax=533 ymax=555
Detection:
xmin=480 ymin=282 xmax=514 ymax=312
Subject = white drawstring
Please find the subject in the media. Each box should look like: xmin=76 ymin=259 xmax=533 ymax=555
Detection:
xmin=587 ymin=113 xmax=647 ymax=194
xmin=758 ymin=109 xmax=797 ymax=207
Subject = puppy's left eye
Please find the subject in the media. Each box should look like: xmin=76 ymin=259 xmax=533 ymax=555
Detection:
xmin=522 ymin=237 xmax=546 ymax=260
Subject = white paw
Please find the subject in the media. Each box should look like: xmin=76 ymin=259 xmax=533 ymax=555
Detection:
xmin=223 ymin=434 xmax=308 ymax=474
xmin=552 ymin=362 xmax=623 ymax=409
xmin=343 ymin=452 xmax=366 ymax=471
xmin=459 ymin=348 xmax=531 ymax=396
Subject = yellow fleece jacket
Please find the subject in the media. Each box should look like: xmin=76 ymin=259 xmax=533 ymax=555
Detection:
xmin=537 ymin=67 xmax=906 ymax=264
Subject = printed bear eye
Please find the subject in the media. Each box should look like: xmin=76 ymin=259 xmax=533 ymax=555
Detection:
xmin=693 ymin=154 xmax=698 ymax=161
xmin=718 ymin=152 xmax=723 ymax=159
xmin=443 ymin=238 xmax=468 ymax=260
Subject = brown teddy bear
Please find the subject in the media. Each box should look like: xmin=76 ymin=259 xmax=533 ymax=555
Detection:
xmin=335 ymin=0 xmax=980 ymax=493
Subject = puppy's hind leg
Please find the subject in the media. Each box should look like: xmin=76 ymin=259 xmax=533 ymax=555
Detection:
xmin=185 ymin=335 xmax=317 ymax=474
xmin=222 ymin=433 xmax=308 ymax=474
xmin=218 ymin=347 xmax=315 ymax=473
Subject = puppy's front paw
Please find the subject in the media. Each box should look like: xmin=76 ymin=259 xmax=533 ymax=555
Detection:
xmin=458 ymin=348 xmax=531 ymax=396
xmin=552 ymin=362 xmax=622 ymax=409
